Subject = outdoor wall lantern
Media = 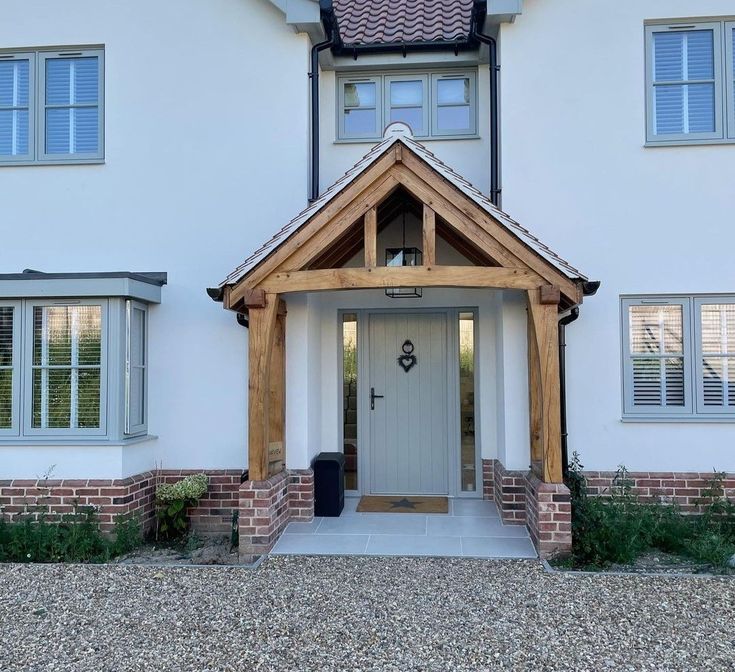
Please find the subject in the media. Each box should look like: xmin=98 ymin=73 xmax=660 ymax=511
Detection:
xmin=385 ymin=212 xmax=423 ymax=298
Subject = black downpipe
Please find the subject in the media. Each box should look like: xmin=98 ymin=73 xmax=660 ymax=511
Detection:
xmin=309 ymin=7 xmax=337 ymax=202
xmin=469 ymin=8 xmax=501 ymax=206
xmin=558 ymin=307 xmax=579 ymax=477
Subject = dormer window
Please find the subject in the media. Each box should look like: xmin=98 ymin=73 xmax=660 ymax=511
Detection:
xmin=337 ymin=69 xmax=478 ymax=141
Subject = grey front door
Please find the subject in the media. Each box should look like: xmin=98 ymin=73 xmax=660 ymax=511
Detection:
xmin=368 ymin=313 xmax=449 ymax=495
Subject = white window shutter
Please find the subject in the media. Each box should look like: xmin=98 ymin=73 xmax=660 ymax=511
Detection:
xmin=695 ymin=300 xmax=735 ymax=413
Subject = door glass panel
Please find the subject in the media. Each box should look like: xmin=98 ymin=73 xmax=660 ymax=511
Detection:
xmin=459 ymin=312 xmax=476 ymax=492
xmin=342 ymin=313 xmax=358 ymax=490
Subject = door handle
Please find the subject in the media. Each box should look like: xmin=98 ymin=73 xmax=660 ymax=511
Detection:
xmin=370 ymin=387 xmax=384 ymax=410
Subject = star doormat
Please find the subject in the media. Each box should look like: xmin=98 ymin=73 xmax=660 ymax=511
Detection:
xmin=356 ymin=495 xmax=449 ymax=514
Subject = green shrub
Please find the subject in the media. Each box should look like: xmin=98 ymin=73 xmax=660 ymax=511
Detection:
xmin=0 ymin=506 xmax=142 ymax=564
xmin=564 ymin=454 xmax=735 ymax=570
xmin=155 ymin=473 xmax=208 ymax=540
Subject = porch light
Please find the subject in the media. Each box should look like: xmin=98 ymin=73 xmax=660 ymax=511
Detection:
xmin=385 ymin=209 xmax=422 ymax=298
xmin=385 ymin=247 xmax=423 ymax=298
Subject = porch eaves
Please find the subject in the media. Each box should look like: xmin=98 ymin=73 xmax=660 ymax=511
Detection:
xmin=220 ymin=134 xmax=588 ymax=289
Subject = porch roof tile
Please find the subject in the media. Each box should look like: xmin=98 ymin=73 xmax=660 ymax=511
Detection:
xmin=331 ymin=0 xmax=474 ymax=47
xmin=221 ymin=133 xmax=588 ymax=287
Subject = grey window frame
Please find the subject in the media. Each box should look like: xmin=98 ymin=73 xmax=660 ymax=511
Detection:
xmin=0 ymin=300 xmax=22 ymax=436
xmin=644 ymin=20 xmax=730 ymax=145
xmin=0 ymin=52 xmax=36 ymax=164
xmin=431 ymin=71 xmax=478 ymax=138
xmin=693 ymin=296 xmax=735 ymax=416
xmin=383 ymin=73 xmax=430 ymax=139
xmin=124 ymin=300 xmax=148 ymax=436
xmin=726 ymin=21 xmax=735 ymax=139
xmin=336 ymin=69 xmax=479 ymax=142
xmin=621 ymin=295 xmax=735 ymax=421
xmin=23 ymin=298 xmax=109 ymax=437
xmin=621 ymin=297 xmax=693 ymax=418
xmin=337 ymin=75 xmax=383 ymax=141
xmin=0 ymin=46 xmax=104 ymax=165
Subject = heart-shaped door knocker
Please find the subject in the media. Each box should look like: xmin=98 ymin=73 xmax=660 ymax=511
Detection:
xmin=397 ymin=339 xmax=417 ymax=372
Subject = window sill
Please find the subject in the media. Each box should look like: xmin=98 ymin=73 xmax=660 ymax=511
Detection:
xmin=0 ymin=434 xmax=158 ymax=447
xmin=334 ymin=134 xmax=480 ymax=145
xmin=621 ymin=416 xmax=735 ymax=424
xmin=644 ymin=138 xmax=735 ymax=148
xmin=0 ymin=158 xmax=105 ymax=167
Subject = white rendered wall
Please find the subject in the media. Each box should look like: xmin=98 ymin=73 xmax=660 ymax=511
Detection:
xmin=0 ymin=0 xmax=310 ymax=478
xmin=500 ymin=0 xmax=735 ymax=472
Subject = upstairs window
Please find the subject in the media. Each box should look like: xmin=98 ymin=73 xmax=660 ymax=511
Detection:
xmin=0 ymin=47 xmax=103 ymax=164
xmin=622 ymin=296 xmax=735 ymax=420
xmin=337 ymin=69 xmax=478 ymax=141
xmin=646 ymin=21 xmax=735 ymax=144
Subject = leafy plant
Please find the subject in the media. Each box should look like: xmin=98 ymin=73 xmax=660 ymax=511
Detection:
xmin=155 ymin=473 xmax=208 ymax=540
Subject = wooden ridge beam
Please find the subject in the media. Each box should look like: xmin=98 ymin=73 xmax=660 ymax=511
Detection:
xmin=258 ymin=266 xmax=544 ymax=294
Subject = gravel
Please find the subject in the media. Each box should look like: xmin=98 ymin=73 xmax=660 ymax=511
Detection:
xmin=1 ymin=556 xmax=734 ymax=671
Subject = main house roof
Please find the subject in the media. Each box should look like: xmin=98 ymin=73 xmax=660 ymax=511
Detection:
xmin=221 ymin=129 xmax=588 ymax=288
xmin=331 ymin=0 xmax=474 ymax=47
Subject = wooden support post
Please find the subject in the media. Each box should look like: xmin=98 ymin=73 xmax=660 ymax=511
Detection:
xmin=364 ymin=207 xmax=377 ymax=268
xmin=248 ymin=293 xmax=279 ymax=481
xmin=526 ymin=288 xmax=563 ymax=484
xmin=423 ymin=205 xmax=436 ymax=266
xmin=267 ymin=310 xmax=286 ymax=476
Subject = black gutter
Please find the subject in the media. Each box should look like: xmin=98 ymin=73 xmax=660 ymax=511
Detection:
xmin=333 ymin=39 xmax=474 ymax=59
xmin=558 ymin=281 xmax=600 ymax=476
xmin=309 ymin=1 xmax=339 ymax=202
xmin=469 ymin=1 xmax=501 ymax=206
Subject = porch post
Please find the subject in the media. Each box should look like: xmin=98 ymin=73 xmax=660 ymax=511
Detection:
xmin=526 ymin=288 xmax=563 ymax=483
xmin=268 ymin=309 xmax=286 ymax=474
xmin=247 ymin=292 xmax=279 ymax=481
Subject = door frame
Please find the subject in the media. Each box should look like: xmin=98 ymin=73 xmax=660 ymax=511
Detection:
xmin=338 ymin=306 xmax=482 ymax=499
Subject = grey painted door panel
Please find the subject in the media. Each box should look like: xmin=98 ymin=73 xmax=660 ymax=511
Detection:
xmin=368 ymin=313 xmax=448 ymax=495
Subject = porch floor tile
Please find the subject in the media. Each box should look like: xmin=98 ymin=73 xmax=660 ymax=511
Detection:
xmin=271 ymin=498 xmax=536 ymax=559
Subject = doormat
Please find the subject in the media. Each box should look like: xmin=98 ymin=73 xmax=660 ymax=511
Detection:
xmin=356 ymin=495 xmax=449 ymax=514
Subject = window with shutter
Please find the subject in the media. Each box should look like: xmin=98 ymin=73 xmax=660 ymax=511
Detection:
xmin=695 ymin=299 xmax=735 ymax=414
xmin=125 ymin=301 xmax=147 ymax=435
xmin=623 ymin=299 xmax=691 ymax=415
xmin=0 ymin=302 xmax=20 ymax=435
xmin=27 ymin=302 xmax=106 ymax=435
xmin=0 ymin=54 xmax=34 ymax=162
xmin=644 ymin=20 xmax=735 ymax=145
xmin=0 ymin=47 xmax=103 ymax=164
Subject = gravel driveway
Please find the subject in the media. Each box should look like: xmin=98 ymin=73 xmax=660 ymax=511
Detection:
xmin=0 ymin=556 xmax=733 ymax=671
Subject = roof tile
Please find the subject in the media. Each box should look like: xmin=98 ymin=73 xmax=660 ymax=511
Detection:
xmin=332 ymin=0 xmax=474 ymax=46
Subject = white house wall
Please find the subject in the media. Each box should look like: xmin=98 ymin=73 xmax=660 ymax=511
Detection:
xmin=0 ymin=0 xmax=311 ymax=478
xmin=500 ymin=0 xmax=735 ymax=472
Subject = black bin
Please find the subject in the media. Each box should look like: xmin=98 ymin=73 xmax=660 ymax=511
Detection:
xmin=313 ymin=452 xmax=345 ymax=517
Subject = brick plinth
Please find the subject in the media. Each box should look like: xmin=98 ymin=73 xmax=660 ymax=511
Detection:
xmin=288 ymin=469 xmax=315 ymax=521
xmin=583 ymin=471 xmax=735 ymax=512
xmin=0 ymin=469 xmax=243 ymax=536
xmin=492 ymin=460 xmax=527 ymax=525
xmin=482 ymin=459 xmax=494 ymax=500
xmin=524 ymin=473 xmax=572 ymax=559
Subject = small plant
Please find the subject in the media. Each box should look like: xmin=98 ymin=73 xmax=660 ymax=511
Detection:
xmin=155 ymin=473 xmax=208 ymax=540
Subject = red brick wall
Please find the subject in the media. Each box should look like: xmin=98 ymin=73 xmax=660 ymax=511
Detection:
xmin=525 ymin=473 xmax=572 ymax=558
xmin=0 ymin=469 xmax=243 ymax=536
xmin=492 ymin=459 xmax=527 ymax=525
xmin=288 ymin=469 xmax=314 ymax=521
xmin=482 ymin=459 xmax=494 ymax=501
xmin=239 ymin=470 xmax=290 ymax=559
xmin=583 ymin=471 xmax=735 ymax=512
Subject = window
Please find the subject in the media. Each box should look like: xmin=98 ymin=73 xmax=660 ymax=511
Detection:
xmin=645 ymin=20 xmax=735 ymax=144
xmin=622 ymin=296 xmax=735 ymax=419
xmin=337 ymin=69 xmax=478 ymax=141
xmin=0 ymin=47 xmax=103 ymax=164
xmin=0 ymin=302 xmax=20 ymax=434
xmin=125 ymin=301 xmax=147 ymax=435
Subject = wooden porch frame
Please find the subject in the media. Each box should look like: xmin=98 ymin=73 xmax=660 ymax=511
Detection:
xmin=228 ymin=140 xmax=583 ymax=484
